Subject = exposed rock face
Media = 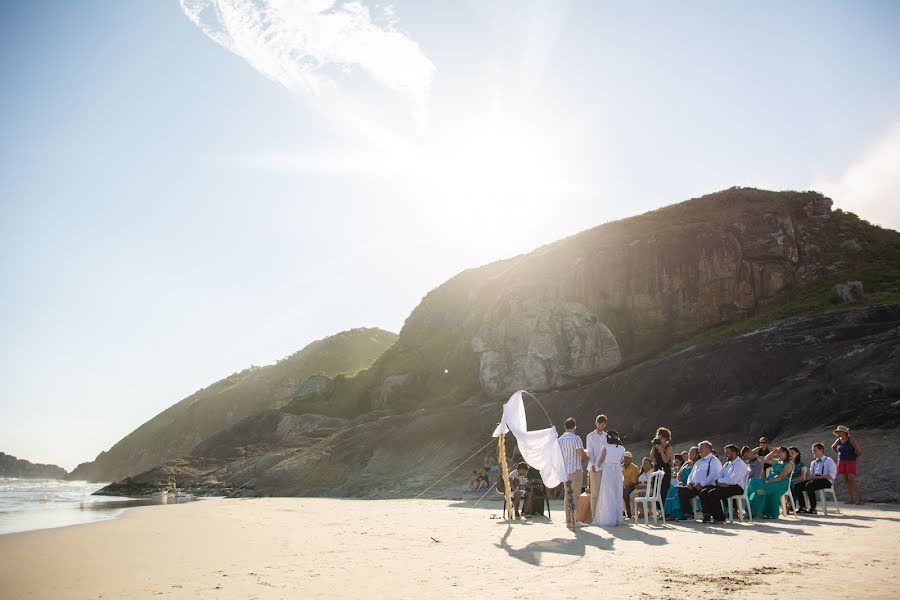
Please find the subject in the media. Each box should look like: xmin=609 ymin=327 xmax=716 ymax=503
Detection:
xmin=362 ymin=188 xmax=893 ymax=405
xmin=97 ymin=304 xmax=900 ymax=503
xmin=0 ymin=453 xmax=67 ymax=479
xmin=833 ymin=281 xmax=865 ymax=303
xmin=474 ymin=297 xmax=621 ymax=397
xmin=68 ymin=328 xmax=398 ymax=482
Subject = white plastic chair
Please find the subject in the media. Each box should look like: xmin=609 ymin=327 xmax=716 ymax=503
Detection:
xmin=780 ymin=471 xmax=799 ymax=518
xmin=634 ymin=471 xmax=666 ymax=525
xmin=723 ymin=472 xmax=753 ymax=524
xmin=810 ymin=486 xmax=841 ymax=515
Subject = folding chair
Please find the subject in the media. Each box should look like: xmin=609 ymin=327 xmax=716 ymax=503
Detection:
xmin=634 ymin=471 xmax=666 ymax=525
xmin=812 ymin=487 xmax=841 ymax=515
xmin=723 ymin=472 xmax=754 ymax=524
xmin=780 ymin=471 xmax=799 ymax=518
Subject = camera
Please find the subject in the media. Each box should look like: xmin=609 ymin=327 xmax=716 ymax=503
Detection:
xmin=651 ymin=436 xmax=662 ymax=446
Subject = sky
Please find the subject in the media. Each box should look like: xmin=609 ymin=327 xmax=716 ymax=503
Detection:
xmin=1 ymin=1 xmax=899 ymax=471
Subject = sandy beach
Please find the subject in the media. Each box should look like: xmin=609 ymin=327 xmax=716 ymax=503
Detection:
xmin=1 ymin=498 xmax=898 ymax=599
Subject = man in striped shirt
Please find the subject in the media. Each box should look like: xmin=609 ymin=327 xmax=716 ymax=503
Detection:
xmin=558 ymin=417 xmax=589 ymax=524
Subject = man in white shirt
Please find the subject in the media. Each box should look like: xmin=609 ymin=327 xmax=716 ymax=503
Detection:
xmin=585 ymin=414 xmax=608 ymax=520
xmin=793 ymin=442 xmax=838 ymax=514
xmin=558 ymin=417 xmax=589 ymax=524
xmin=678 ymin=440 xmax=722 ymax=521
xmin=699 ymin=444 xmax=750 ymax=523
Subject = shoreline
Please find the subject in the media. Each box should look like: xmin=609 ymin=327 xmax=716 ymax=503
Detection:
xmin=0 ymin=487 xmax=198 ymax=536
xmin=2 ymin=497 xmax=898 ymax=598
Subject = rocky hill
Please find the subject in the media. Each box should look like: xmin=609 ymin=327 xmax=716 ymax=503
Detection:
xmin=93 ymin=188 xmax=900 ymax=501
xmin=69 ymin=327 xmax=397 ymax=482
xmin=98 ymin=303 xmax=900 ymax=502
xmin=0 ymin=452 xmax=67 ymax=479
xmin=281 ymin=188 xmax=900 ymax=419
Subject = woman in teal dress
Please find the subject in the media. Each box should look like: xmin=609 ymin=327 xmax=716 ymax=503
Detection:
xmin=663 ymin=455 xmax=686 ymax=518
xmin=747 ymin=446 xmax=793 ymax=519
xmin=665 ymin=448 xmax=697 ymax=519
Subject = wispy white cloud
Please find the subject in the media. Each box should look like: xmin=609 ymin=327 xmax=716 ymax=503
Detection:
xmin=816 ymin=122 xmax=900 ymax=231
xmin=180 ymin=0 xmax=435 ymax=132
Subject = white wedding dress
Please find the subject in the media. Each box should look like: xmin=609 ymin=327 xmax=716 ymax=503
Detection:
xmin=592 ymin=444 xmax=626 ymax=526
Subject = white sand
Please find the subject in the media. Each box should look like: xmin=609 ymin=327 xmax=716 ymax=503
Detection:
xmin=1 ymin=498 xmax=898 ymax=599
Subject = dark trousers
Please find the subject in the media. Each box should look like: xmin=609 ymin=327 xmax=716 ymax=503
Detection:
xmin=678 ymin=486 xmax=702 ymax=515
xmin=792 ymin=479 xmax=832 ymax=510
xmin=699 ymin=485 xmax=744 ymax=521
xmin=623 ymin=485 xmax=636 ymax=517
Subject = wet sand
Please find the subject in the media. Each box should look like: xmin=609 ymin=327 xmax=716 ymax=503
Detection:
xmin=1 ymin=497 xmax=898 ymax=599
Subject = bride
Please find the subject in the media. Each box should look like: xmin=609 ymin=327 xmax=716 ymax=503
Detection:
xmin=592 ymin=430 xmax=626 ymax=526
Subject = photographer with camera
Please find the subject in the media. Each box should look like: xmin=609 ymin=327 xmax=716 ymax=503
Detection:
xmin=650 ymin=427 xmax=674 ymax=505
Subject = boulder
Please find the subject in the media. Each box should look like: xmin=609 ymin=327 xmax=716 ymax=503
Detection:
xmin=474 ymin=297 xmax=621 ymax=397
xmin=833 ymin=281 xmax=865 ymax=303
xmin=841 ymin=239 xmax=862 ymax=252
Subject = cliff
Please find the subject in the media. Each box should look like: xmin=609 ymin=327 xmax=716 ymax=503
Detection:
xmin=0 ymin=453 xmax=67 ymax=479
xmin=283 ymin=188 xmax=900 ymax=417
xmin=69 ymin=327 xmax=397 ymax=482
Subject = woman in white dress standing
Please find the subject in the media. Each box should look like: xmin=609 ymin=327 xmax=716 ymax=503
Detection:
xmin=592 ymin=431 xmax=626 ymax=526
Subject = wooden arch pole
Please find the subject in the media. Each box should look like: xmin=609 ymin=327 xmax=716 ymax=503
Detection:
xmin=498 ymin=432 xmax=514 ymax=521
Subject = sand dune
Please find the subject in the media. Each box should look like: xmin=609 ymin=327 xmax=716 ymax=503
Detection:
xmin=1 ymin=498 xmax=898 ymax=599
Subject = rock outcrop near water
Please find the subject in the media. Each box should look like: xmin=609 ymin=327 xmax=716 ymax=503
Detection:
xmin=98 ymin=304 xmax=900 ymax=502
xmin=69 ymin=328 xmax=397 ymax=483
xmin=0 ymin=453 xmax=67 ymax=479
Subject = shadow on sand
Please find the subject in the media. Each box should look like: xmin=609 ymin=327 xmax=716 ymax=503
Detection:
xmin=495 ymin=521 xmax=668 ymax=566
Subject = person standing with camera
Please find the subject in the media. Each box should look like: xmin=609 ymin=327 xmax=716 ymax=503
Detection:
xmin=650 ymin=427 xmax=674 ymax=506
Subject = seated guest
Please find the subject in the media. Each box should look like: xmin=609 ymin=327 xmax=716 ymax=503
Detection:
xmin=793 ymin=443 xmax=837 ymax=514
xmin=742 ymin=446 xmax=763 ymax=480
xmin=465 ymin=470 xmax=480 ymax=492
xmin=680 ymin=447 xmax=699 ymax=483
xmin=621 ymin=451 xmax=640 ymax=519
xmin=678 ymin=441 xmax=722 ymax=521
xmin=663 ymin=455 xmax=686 ymax=519
xmin=747 ymin=446 xmax=793 ymax=519
xmin=789 ymin=446 xmax=807 ymax=481
xmin=698 ymin=444 xmax=750 ymax=523
xmin=755 ymin=437 xmax=771 ymax=474
xmin=509 ymin=462 xmax=530 ymax=518
xmin=786 ymin=446 xmax=806 ymax=511
xmin=680 ymin=450 xmax=689 ymax=464
xmin=476 ymin=469 xmax=490 ymax=490
xmin=629 ymin=457 xmax=654 ymax=518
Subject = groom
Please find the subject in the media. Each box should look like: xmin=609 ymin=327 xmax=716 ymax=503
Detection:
xmin=586 ymin=414 xmax=608 ymax=520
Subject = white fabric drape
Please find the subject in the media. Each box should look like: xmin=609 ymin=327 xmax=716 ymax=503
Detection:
xmin=492 ymin=390 xmax=567 ymax=489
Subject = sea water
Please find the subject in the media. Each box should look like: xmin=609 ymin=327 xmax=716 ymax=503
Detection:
xmin=0 ymin=478 xmax=164 ymax=535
